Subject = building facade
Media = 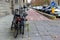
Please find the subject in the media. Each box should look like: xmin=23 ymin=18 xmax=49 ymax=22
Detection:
xmin=31 ymin=0 xmax=51 ymax=6
xmin=31 ymin=0 xmax=60 ymax=6
xmin=31 ymin=0 xmax=44 ymax=6
xmin=1 ymin=0 xmax=60 ymax=6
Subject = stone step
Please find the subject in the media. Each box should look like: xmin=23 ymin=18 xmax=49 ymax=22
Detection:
xmin=0 ymin=12 xmax=10 ymax=17
xmin=0 ymin=3 xmax=9 ymax=4
xmin=0 ymin=2 xmax=10 ymax=6
xmin=0 ymin=3 xmax=10 ymax=11
xmin=0 ymin=8 xmax=10 ymax=10
xmin=0 ymin=2 xmax=9 ymax=4
xmin=0 ymin=10 xmax=10 ymax=13
xmin=0 ymin=7 xmax=9 ymax=9
xmin=0 ymin=5 xmax=10 ymax=7
xmin=0 ymin=8 xmax=10 ymax=11
xmin=0 ymin=4 xmax=10 ymax=7
xmin=0 ymin=1 xmax=11 ymax=16
xmin=0 ymin=7 xmax=10 ymax=9
xmin=0 ymin=4 xmax=10 ymax=6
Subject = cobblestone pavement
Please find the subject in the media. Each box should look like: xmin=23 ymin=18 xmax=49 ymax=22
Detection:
xmin=0 ymin=9 xmax=60 ymax=40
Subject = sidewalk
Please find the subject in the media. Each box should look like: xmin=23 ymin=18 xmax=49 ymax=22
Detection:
xmin=0 ymin=9 xmax=60 ymax=40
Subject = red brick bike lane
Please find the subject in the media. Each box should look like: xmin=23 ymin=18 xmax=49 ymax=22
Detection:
xmin=26 ymin=9 xmax=51 ymax=21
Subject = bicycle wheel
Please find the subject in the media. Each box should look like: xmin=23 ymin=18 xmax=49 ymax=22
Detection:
xmin=14 ymin=30 xmax=18 ymax=38
xmin=11 ymin=21 xmax=14 ymax=30
xmin=14 ymin=22 xmax=19 ymax=38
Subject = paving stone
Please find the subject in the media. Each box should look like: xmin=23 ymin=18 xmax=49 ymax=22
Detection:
xmin=30 ymin=37 xmax=42 ymax=40
xmin=41 ymin=36 xmax=53 ymax=40
xmin=39 ymin=31 xmax=50 ymax=36
xmin=29 ymin=31 xmax=40 ymax=37
xmin=47 ymin=26 xmax=60 ymax=35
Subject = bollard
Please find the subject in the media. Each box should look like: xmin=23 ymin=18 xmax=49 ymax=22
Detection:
xmin=52 ymin=7 xmax=55 ymax=14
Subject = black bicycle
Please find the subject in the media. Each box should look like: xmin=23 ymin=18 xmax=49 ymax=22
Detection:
xmin=11 ymin=14 xmax=21 ymax=38
xmin=11 ymin=8 xmax=28 ymax=38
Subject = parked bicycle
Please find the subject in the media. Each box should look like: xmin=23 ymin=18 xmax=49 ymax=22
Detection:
xmin=11 ymin=7 xmax=28 ymax=38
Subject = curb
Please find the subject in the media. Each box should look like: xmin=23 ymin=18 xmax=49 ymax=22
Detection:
xmin=36 ymin=11 xmax=56 ymax=20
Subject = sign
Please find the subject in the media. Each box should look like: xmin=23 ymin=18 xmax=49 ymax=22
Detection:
xmin=51 ymin=1 xmax=56 ymax=7
xmin=52 ymin=7 xmax=55 ymax=14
